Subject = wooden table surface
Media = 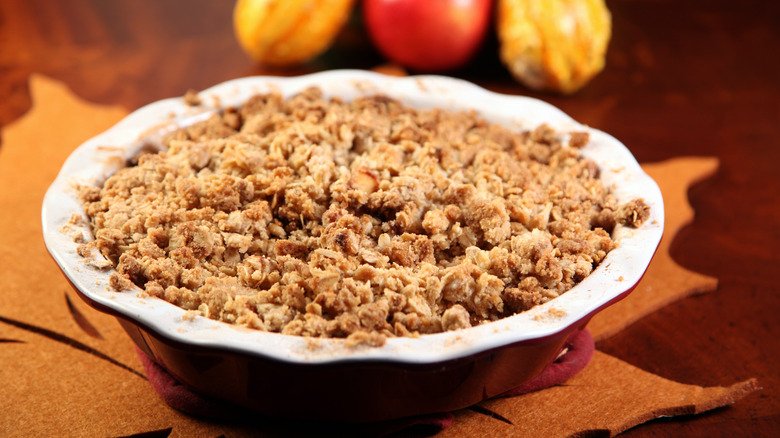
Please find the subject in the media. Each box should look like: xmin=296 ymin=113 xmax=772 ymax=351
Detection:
xmin=2 ymin=0 xmax=778 ymax=436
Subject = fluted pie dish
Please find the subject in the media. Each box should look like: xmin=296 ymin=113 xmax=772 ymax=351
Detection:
xmin=42 ymin=70 xmax=663 ymax=421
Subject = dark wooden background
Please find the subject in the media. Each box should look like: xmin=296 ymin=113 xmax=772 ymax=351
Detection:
xmin=1 ymin=0 xmax=778 ymax=435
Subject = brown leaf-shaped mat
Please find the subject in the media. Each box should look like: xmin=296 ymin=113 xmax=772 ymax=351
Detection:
xmin=442 ymin=352 xmax=759 ymax=437
xmin=0 ymin=75 xmax=757 ymax=436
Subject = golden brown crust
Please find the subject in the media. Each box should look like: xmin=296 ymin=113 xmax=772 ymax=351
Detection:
xmin=81 ymin=88 xmax=648 ymax=344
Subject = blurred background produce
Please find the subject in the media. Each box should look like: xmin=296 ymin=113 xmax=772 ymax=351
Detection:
xmin=362 ymin=0 xmax=492 ymax=72
xmin=497 ymin=0 xmax=611 ymax=93
xmin=233 ymin=0 xmax=612 ymax=93
xmin=234 ymin=0 xmax=355 ymax=66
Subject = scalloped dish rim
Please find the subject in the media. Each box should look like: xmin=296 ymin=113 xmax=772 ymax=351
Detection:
xmin=42 ymin=70 xmax=664 ymax=365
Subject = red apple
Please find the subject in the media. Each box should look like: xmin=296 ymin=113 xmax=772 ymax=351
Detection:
xmin=363 ymin=0 xmax=492 ymax=72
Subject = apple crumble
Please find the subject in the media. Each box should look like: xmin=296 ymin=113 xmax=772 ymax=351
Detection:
xmin=79 ymin=87 xmax=649 ymax=346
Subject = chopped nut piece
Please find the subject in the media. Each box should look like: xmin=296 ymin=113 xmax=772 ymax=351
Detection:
xmin=442 ymin=305 xmax=471 ymax=331
xmin=349 ymin=167 xmax=379 ymax=194
xmin=617 ymin=198 xmax=651 ymax=228
xmin=568 ymin=131 xmax=590 ymax=148
xmin=344 ymin=331 xmax=387 ymax=347
xmin=183 ymin=89 xmax=202 ymax=106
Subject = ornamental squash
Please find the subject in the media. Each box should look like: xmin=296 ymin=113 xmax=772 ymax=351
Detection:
xmin=233 ymin=0 xmax=355 ymax=66
xmin=497 ymin=0 xmax=611 ymax=94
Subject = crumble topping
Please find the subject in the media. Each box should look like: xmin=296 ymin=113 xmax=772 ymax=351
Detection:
xmin=183 ymin=89 xmax=202 ymax=107
xmin=80 ymin=87 xmax=648 ymax=346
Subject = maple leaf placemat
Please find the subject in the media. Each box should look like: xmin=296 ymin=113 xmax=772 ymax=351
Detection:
xmin=0 ymin=75 xmax=758 ymax=437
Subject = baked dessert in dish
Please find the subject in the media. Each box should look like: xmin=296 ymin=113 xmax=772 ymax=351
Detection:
xmin=44 ymin=71 xmax=663 ymax=419
xmin=77 ymin=87 xmax=649 ymax=347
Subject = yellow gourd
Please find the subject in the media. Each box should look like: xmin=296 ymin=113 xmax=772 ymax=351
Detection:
xmin=497 ymin=0 xmax=611 ymax=94
xmin=233 ymin=0 xmax=355 ymax=66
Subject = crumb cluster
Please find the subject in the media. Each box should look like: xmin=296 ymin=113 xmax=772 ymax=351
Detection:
xmin=80 ymin=88 xmax=649 ymax=346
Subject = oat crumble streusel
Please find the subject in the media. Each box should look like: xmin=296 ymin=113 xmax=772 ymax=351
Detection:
xmin=79 ymin=87 xmax=649 ymax=346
